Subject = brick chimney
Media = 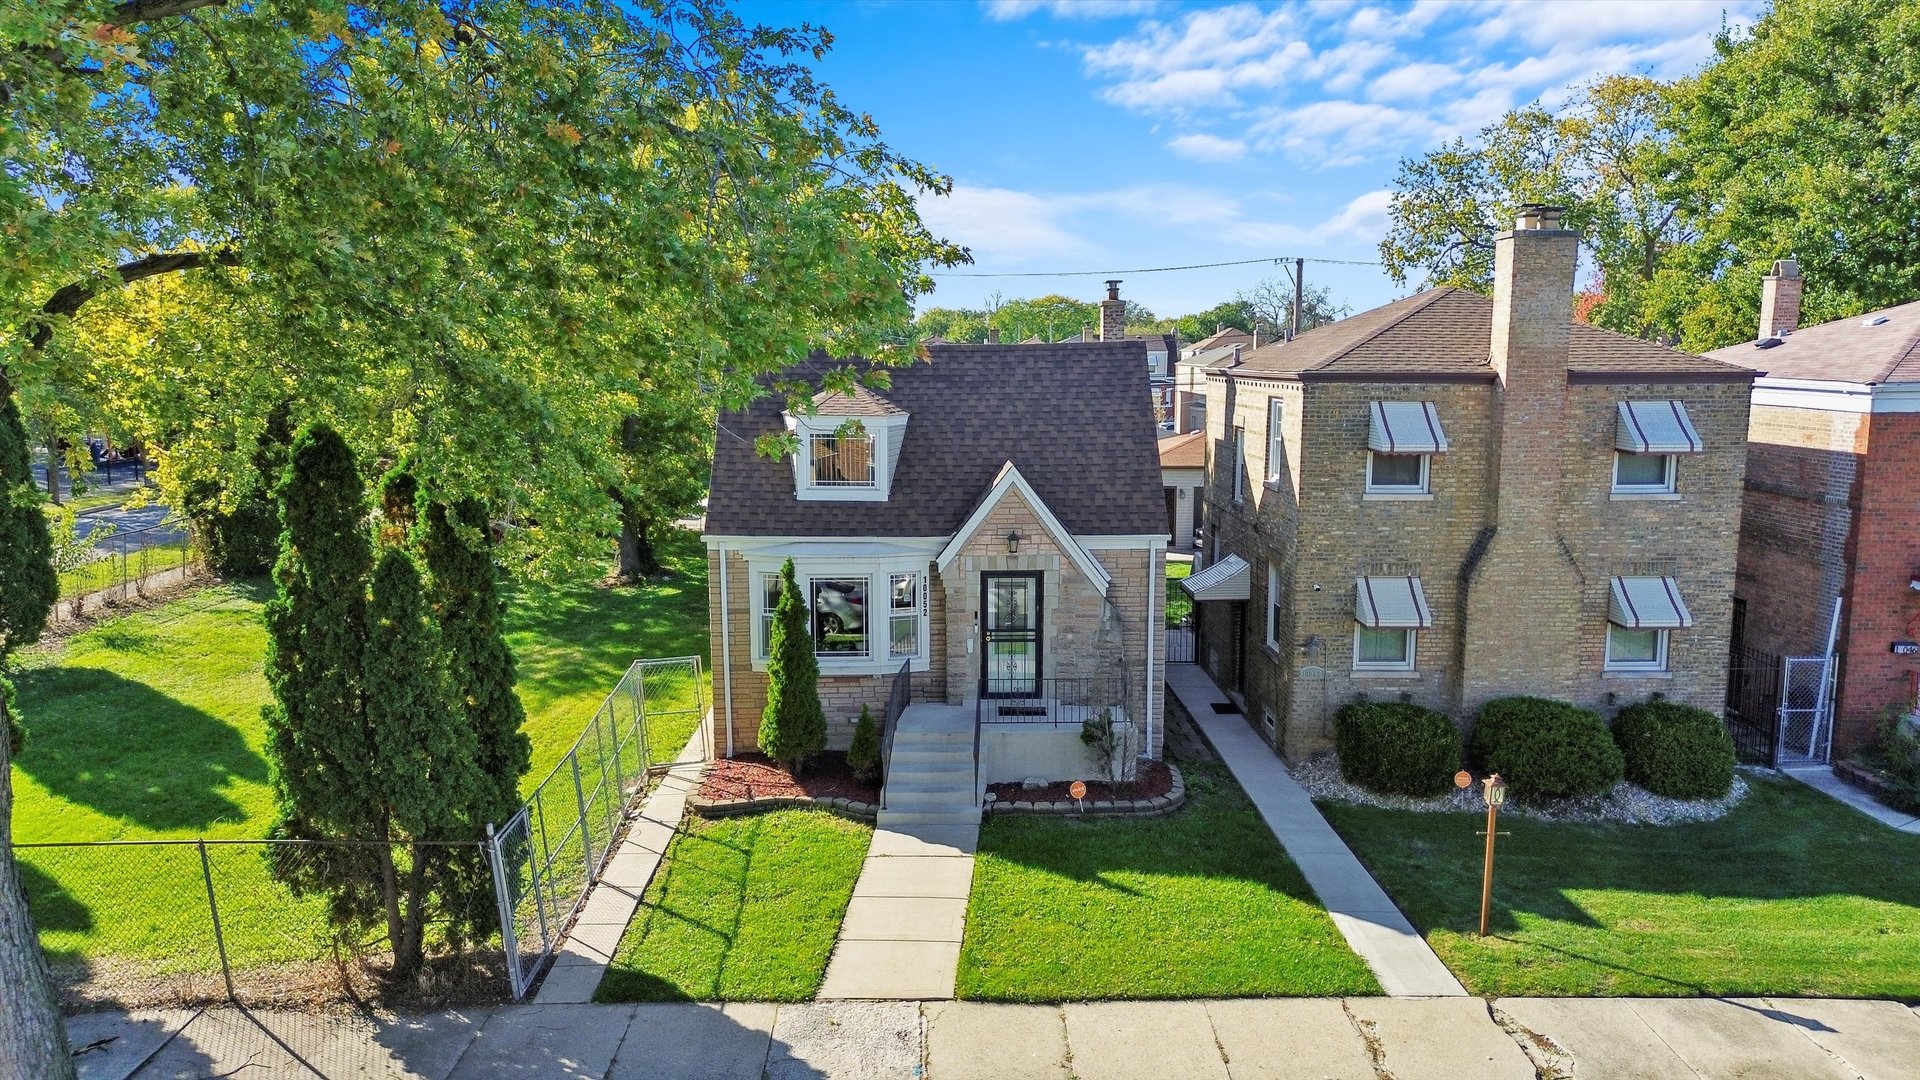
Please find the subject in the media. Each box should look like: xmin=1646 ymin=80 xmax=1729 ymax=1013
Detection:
xmin=1758 ymin=259 xmax=1802 ymax=340
xmin=1098 ymin=279 xmax=1126 ymax=342
xmin=1461 ymin=204 xmax=1582 ymax=710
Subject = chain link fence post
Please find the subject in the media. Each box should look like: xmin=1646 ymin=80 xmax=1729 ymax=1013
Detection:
xmin=197 ymin=839 xmax=236 ymax=1002
xmin=570 ymin=755 xmax=595 ymax=888
xmin=484 ymin=825 xmax=524 ymax=999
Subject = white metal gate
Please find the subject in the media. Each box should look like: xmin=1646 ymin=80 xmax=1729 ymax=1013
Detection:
xmin=1776 ymin=655 xmax=1835 ymax=765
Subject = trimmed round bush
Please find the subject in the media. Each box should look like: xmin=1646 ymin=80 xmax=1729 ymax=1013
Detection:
xmin=1611 ymin=700 xmax=1736 ymax=799
xmin=1333 ymin=700 xmax=1462 ymax=797
xmin=1470 ymin=696 xmax=1624 ymax=801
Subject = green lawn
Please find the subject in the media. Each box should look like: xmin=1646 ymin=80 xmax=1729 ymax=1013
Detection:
xmin=11 ymin=528 xmax=712 ymax=991
xmin=1323 ymin=776 xmax=1920 ymax=998
xmin=1165 ymin=559 xmax=1191 ymax=629
xmin=957 ymin=759 xmax=1379 ymax=1001
xmin=594 ymin=810 xmax=869 ymax=1002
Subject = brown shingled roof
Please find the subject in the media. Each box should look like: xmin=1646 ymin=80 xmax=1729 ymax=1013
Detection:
xmin=1224 ymin=287 xmax=1747 ymax=381
xmin=1704 ymin=299 xmax=1920 ymax=385
xmin=812 ymin=383 xmax=905 ymax=416
xmin=1188 ymin=327 xmax=1253 ymax=351
xmin=707 ymin=342 xmax=1165 ymax=538
xmin=1159 ymin=431 xmax=1205 ymax=469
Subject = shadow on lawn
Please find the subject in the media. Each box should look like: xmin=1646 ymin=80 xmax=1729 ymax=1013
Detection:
xmin=504 ymin=529 xmax=709 ymax=706
xmin=12 ymin=668 xmax=266 ymax=831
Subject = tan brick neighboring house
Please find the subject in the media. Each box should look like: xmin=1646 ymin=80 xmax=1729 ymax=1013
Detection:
xmin=703 ymin=343 xmax=1169 ymax=770
xmin=1704 ymin=262 xmax=1920 ymax=759
xmin=1187 ymin=207 xmax=1755 ymax=758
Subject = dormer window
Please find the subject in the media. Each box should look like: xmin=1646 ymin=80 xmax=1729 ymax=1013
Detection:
xmin=810 ymin=432 xmax=875 ymax=488
xmin=787 ymin=383 xmax=909 ymax=502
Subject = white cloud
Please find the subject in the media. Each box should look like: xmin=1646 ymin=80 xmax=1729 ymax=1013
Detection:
xmin=1166 ymin=132 xmax=1249 ymax=162
xmin=983 ymin=0 xmax=1161 ymax=22
xmin=914 ymin=186 xmax=1099 ymax=265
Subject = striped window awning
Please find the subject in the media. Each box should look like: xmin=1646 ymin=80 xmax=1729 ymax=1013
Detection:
xmin=1368 ymin=401 xmax=1449 ymax=454
xmin=1615 ymin=401 xmax=1703 ymax=454
xmin=1354 ymin=576 xmax=1434 ymax=629
xmin=1609 ymin=576 xmax=1694 ymax=629
xmin=1182 ymin=553 xmax=1250 ymax=602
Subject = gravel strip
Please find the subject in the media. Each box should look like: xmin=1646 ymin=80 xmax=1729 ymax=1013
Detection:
xmin=1291 ymin=753 xmax=1753 ymax=826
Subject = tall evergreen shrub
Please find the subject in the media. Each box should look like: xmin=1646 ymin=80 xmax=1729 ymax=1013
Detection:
xmin=760 ymin=557 xmax=826 ymax=772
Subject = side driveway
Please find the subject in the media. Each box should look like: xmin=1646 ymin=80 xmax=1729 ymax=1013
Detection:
xmin=67 ymin=996 xmax=1920 ymax=1079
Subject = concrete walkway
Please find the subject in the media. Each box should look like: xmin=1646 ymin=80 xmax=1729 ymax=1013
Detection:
xmin=1783 ymin=763 xmax=1920 ymax=834
xmin=1164 ymin=663 xmax=1466 ymax=997
xmin=533 ymin=731 xmax=710 ymax=1004
xmin=66 ymin=996 xmax=1920 ymax=1079
xmin=819 ymin=705 xmax=980 ymax=1000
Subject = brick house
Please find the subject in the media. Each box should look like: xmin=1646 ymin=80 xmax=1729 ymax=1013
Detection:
xmin=1186 ymin=207 xmax=1755 ymax=758
xmin=703 ymin=336 xmax=1169 ymax=779
xmin=1705 ymin=262 xmax=1920 ymax=757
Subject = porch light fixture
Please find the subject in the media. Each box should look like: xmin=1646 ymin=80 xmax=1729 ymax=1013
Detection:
xmin=1006 ymin=530 xmax=1020 ymax=554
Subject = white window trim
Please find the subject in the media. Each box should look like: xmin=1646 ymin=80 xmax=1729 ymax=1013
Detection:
xmin=1604 ymin=624 xmax=1669 ymax=673
xmin=1353 ymin=626 xmax=1417 ymax=672
xmin=806 ymin=431 xmax=877 ymax=489
xmin=1264 ymin=563 xmax=1281 ymax=651
xmin=1364 ymin=451 xmax=1430 ymax=496
xmin=1231 ymin=425 xmax=1247 ymax=504
xmin=789 ymin=414 xmax=908 ymax=503
xmin=1266 ymin=400 xmax=1286 ymax=483
xmin=1611 ymin=451 xmax=1677 ymax=496
xmin=749 ymin=558 xmax=931 ymax=675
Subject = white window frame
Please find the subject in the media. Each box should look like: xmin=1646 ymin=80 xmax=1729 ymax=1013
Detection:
xmin=1353 ymin=626 xmax=1416 ymax=672
xmin=1605 ymin=624 xmax=1669 ymax=672
xmin=887 ymin=571 xmax=921 ymax=660
xmin=807 ymin=431 xmax=877 ymax=489
xmin=1265 ymin=563 xmax=1281 ymax=651
xmin=1611 ymin=451 xmax=1677 ymax=495
xmin=1231 ymin=425 xmax=1246 ymax=504
xmin=1266 ymin=399 xmax=1285 ymax=483
xmin=751 ymin=562 xmax=930 ymax=674
xmin=1365 ymin=451 xmax=1430 ymax=495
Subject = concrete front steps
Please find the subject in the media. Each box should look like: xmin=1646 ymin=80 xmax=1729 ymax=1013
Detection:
xmin=819 ymin=704 xmax=981 ymax=999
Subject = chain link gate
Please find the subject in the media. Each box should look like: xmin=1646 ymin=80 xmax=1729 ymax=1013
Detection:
xmin=1777 ymin=654 xmax=1836 ymax=765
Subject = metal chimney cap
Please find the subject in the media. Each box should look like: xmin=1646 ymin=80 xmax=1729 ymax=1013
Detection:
xmin=1105 ymin=279 xmax=1122 ymax=300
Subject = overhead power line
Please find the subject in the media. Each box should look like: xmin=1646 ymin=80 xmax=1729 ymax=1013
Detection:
xmin=928 ymin=255 xmax=1386 ymax=279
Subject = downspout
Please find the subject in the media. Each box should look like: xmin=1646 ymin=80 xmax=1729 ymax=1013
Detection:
xmin=1145 ymin=542 xmax=1159 ymax=759
xmin=717 ymin=544 xmax=735 ymax=757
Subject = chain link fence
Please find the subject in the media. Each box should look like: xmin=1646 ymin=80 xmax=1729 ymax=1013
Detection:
xmin=55 ymin=513 xmax=202 ymax=619
xmin=488 ymin=656 xmax=707 ymax=999
xmin=16 ymin=839 xmax=502 ymax=1010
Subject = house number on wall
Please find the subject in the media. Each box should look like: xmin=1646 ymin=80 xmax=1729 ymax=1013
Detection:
xmin=1892 ymin=641 xmax=1919 ymax=655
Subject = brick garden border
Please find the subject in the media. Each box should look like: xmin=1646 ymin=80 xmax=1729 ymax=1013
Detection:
xmin=984 ymin=764 xmax=1186 ymax=818
xmin=688 ymin=792 xmax=879 ymax=824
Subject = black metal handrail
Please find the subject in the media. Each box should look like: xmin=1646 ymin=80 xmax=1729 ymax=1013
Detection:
xmin=878 ymin=660 xmax=911 ymax=810
xmin=978 ymin=677 xmax=1125 ymax=729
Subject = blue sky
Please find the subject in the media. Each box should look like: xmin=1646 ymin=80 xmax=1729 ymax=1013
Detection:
xmin=750 ymin=0 xmax=1762 ymax=322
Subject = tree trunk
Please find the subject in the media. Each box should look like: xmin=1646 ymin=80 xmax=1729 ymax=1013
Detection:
xmin=614 ymin=497 xmax=660 ymax=581
xmin=373 ymin=836 xmax=405 ymax=974
xmin=0 ymin=692 xmax=79 ymax=1080
xmin=393 ymin=847 xmax=428 ymax=981
xmin=43 ymin=433 xmax=59 ymax=505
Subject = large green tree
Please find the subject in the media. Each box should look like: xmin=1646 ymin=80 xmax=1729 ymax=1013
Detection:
xmin=4 ymin=0 xmax=962 ymax=1052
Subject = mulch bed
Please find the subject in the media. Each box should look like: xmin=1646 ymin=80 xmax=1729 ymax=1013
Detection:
xmin=986 ymin=760 xmax=1174 ymax=804
xmin=698 ymin=751 xmax=880 ymax=805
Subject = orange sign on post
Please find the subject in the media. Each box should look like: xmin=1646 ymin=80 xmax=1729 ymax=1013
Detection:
xmin=1068 ymin=780 xmax=1087 ymax=801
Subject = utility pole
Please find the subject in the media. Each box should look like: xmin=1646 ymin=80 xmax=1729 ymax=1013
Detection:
xmin=1291 ymin=256 xmax=1305 ymax=341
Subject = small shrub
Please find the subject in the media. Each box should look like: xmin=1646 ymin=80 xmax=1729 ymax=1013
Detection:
xmin=1861 ymin=709 xmax=1920 ymax=815
xmin=1610 ymin=700 xmax=1736 ymax=799
xmin=1470 ymin=696 xmax=1623 ymax=801
xmin=847 ymin=705 xmax=881 ymax=784
xmin=1332 ymin=700 xmax=1461 ymax=797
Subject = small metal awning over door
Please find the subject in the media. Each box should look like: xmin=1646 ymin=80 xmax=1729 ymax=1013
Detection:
xmin=1609 ymin=576 xmax=1694 ymax=628
xmin=1367 ymin=401 xmax=1449 ymax=454
xmin=1614 ymin=401 xmax=1703 ymax=454
xmin=1354 ymin=576 xmax=1434 ymax=628
xmin=1182 ymin=553 xmax=1250 ymax=602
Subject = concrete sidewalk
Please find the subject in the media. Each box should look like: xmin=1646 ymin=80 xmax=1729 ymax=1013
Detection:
xmin=67 ymin=995 xmax=1920 ymax=1079
xmin=1164 ymin=662 xmax=1466 ymax=997
xmin=1784 ymin=763 xmax=1920 ymax=834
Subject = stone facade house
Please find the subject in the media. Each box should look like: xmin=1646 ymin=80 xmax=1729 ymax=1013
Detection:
xmin=703 ymin=338 xmax=1169 ymax=779
xmin=1187 ymin=208 xmax=1755 ymax=758
xmin=1706 ymin=262 xmax=1920 ymax=758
